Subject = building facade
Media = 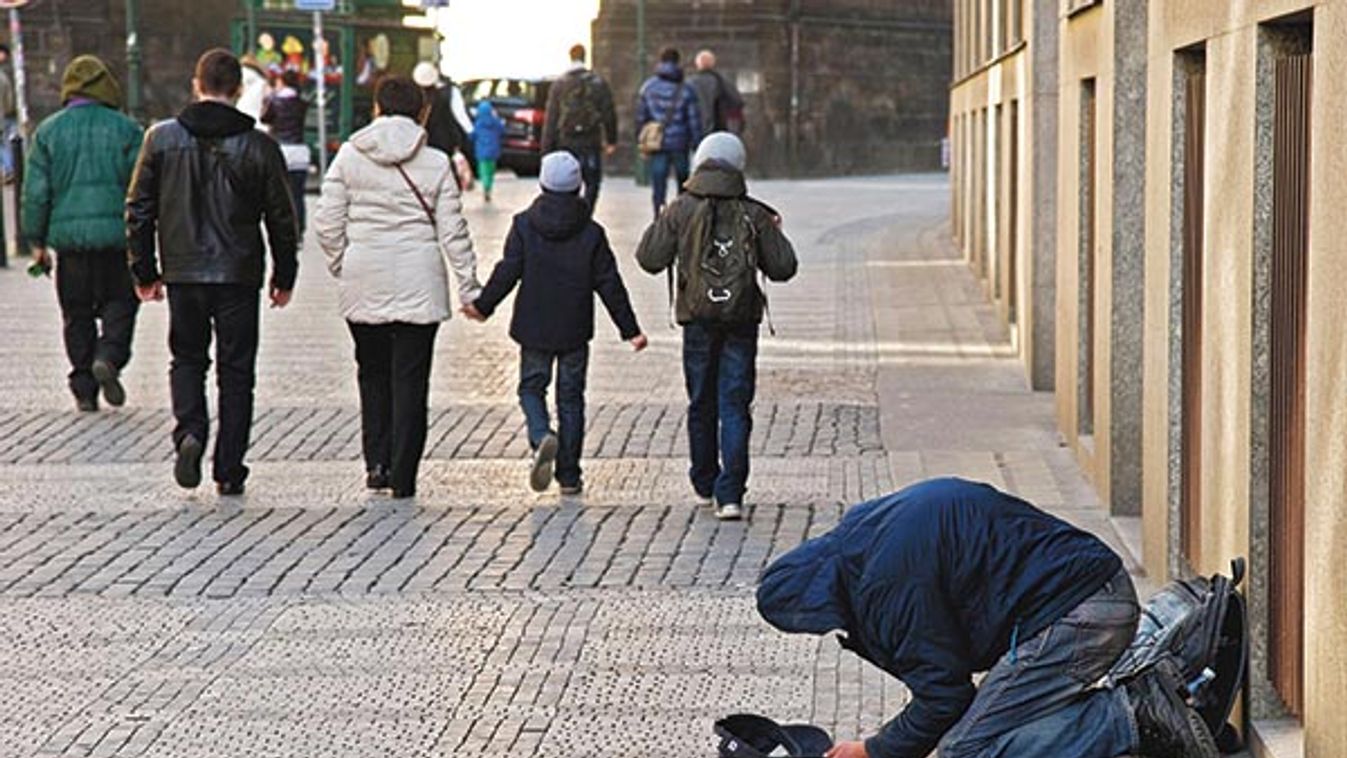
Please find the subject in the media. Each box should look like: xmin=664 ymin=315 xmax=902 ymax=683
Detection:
xmin=953 ymin=1 xmax=1347 ymax=755
xmin=593 ymin=0 xmax=953 ymax=177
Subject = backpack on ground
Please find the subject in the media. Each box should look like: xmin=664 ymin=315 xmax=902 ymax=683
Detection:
xmin=679 ymin=196 xmax=765 ymax=324
xmin=715 ymin=714 xmax=832 ymax=758
xmin=556 ymin=71 xmax=604 ymax=143
xmin=1108 ymin=558 xmax=1249 ymax=750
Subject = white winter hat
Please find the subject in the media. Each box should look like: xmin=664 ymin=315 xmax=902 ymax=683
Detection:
xmin=412 ymin=61 xmax=439 ymax=88
xmin=540 ymin=151 xmax=583 ymax=193
xmin=693 ymin=131 xmax=747 ymax=171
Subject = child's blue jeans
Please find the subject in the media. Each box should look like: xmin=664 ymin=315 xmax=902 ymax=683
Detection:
xmin=518 ymin=345 xmax=589 ymax=487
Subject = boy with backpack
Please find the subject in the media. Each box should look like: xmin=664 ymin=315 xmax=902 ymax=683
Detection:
xmin=542 ymin=44 xmax=618 ymax=210
xmin=635 ymin=133 xmax=797 ymax=520
xmin=463 ymin=152 xmax=647 ymax=495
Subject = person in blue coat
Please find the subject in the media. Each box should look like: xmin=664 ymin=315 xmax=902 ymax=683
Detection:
xmin=472 ymin=100 xmax=505 ymax=202
xmin=757 ymin=478 xmax=1219 ymax=758
xmin=636 ymin=47 xmax=702 ymax=217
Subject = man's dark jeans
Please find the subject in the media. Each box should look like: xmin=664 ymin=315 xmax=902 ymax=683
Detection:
xmin=518 ymin=345 xmax=589 ymax=488
xmin=167 ymin=284 xmax=260 ymax=487
xmin=348 ymin=321 xmax=439 ymax=494
xmin=936 ymin=569 xmax=1141 ymax=758
xmin=682 ymin=321 xmax=758 ymax=505
xmin=566 ymin=147 xmax=604 ymax=210
xmin=55 ymin=249 xmax=139 ymax=401
xmin=649 ymin=149 xmax=690 ymax=216
xmin=288 ymin=170 xmax=307 ymax=236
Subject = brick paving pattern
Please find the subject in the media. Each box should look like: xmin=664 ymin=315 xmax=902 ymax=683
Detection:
xmin=0 ymin=174 xmax=1127 ymax=757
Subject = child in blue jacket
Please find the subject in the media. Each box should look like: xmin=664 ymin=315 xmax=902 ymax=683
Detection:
xmin=472 ymin=101 xmax=504 ymax=202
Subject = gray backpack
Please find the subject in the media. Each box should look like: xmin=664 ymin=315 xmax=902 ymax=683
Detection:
xmin=677 ymin=196 xmax=763 ymax=324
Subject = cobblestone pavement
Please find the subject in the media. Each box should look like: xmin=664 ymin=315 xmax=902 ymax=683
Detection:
xmin=0 ymin=173 xmax=1121 ymax=757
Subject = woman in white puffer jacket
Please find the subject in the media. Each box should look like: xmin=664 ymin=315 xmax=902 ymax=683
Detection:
xmin=314 ymin=75 xmax=482 ymax=499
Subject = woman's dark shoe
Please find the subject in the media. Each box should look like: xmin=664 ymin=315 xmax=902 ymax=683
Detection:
xmin=174 ymin=435 xmax=204 ymax=489
xmin=216 ymin=481 xmax=245 ymax=497
xmin=366 ymin=466 xmax=391 ymax=490
xmin=390 ymin=487 xmax=415 ymax=499
xmin=75 ymin=395 xmax=99 ymax=413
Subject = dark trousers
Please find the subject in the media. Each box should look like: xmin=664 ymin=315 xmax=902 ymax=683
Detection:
xmin=937 ymin=570 xmax=1139 ymax=757
xmin=348 ymin=321 xmax=439 ymax=493
xmin=55 ymin=249 xmax=140 ymax=401
xmin=288 ymin=170 xmax=307 ymax=236
xmin=683 ymin=321 xmax=758 ymax=504
xmin=649 ymin=149 xmax=690 ymax=215
xmin=167 ymin=284 xmax=260 ymax=486
xmin=518 ymin=345 xmax=589 ymax=487
xmin=566 ymin=147 xmax=604 ymax=210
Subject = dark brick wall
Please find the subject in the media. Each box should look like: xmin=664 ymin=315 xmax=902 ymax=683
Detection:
xmin=3 ymin=0 xmax=238 ymax=124
xmin=593 ymin=0 xmax=951 ymax=177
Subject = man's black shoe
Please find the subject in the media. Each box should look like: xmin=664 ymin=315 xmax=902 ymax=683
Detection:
xmin=391 ymin=487 xmax=415 ymax=499
xmin=91 ymin=360 xmax=126 ymax=407
xmin=216 ymin=481 xmax=245 ymax=497
xmin=366 ymin=466 xmax=391 ymax=490
xmin=174 ymin=435 xmax=204 ymax=489
xmin=1124 ymin=657 xmax=1219 ymax=758
xmin=75 ymin=396 xmax=99 ymax=413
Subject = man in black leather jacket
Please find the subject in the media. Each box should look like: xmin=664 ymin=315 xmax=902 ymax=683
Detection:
xmin=127 ymin=48 xmax=298 ymax=497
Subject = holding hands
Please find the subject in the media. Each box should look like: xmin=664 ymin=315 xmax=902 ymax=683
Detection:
xmin=630 ymin=334 xmax=649 ymax=352
xmin=461 ymin=302 xmax=486 ymax=322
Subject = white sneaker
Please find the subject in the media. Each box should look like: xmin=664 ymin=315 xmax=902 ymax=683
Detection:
xmin=529 ymin=433 xmax=558 ymax=492
xmin=695 ymin=493 xmax=714 ymax=507
xmin=715 ymin=502 xmax=743 ymax=521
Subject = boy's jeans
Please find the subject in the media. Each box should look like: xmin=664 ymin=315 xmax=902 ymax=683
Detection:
xmin=519 ymin=345 xmax=589 ymax=487
xmin=936 ymin=569 xmax=1140 ymax=758
xmin=682 ymin=321 xmax=758 ymax=505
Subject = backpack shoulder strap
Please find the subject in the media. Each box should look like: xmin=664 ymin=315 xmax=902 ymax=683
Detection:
xmin=395 ymin=162 xmax=437 ymax=227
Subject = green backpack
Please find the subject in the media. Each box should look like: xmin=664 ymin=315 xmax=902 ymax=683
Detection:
xmin=678 ymin=196 xmax=763 ymax=324
xmin=556 ymin=71 xmax=604 ymax=141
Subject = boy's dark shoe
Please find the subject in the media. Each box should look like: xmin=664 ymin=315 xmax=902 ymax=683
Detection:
xmin=91 ymin=359 xmax=126 ymax=407
xmin=530 ymin=433 xmax=559 ymax=492
xmin=174 ymin=435 xmax=204 ymax=489
xmin=366 ymin=465 xmax=391 ymax=490
xmin=391 ymin=487 xmax=415 ymax=500
xmin=216 ymin=481 xmax=245 ymax=497
xmin=1124 ymin=657 xmax=1219 ymax=758
xmin=560 ymin=481 xmax=584 ymax=496
xmin=75 ymin=395 xmax=99 ymax=413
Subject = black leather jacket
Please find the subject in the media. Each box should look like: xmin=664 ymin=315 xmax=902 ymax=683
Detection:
xmin=127 ymin=101 xmax=298 ymax=290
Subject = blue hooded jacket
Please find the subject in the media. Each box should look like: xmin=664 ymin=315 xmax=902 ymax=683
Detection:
xmin=756 ymin=478 xmax=1123 ymax=758
xmin=636 ymin=61 xmax=703 ymax=153
xmin=472 ymin=101 xmax=504 ymax=162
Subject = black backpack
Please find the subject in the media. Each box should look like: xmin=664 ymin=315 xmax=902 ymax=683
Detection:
xmin=678 ymin=196 xmax=766 ymax=325
xmin=556 ymin=71 xmax=604 ymax=141
xmin=1109 ymin=558 xmax=1249 ymax=750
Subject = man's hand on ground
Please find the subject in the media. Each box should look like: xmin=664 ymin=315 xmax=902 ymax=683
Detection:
xmin=630 ymin=334 xmax=648 ymax=352
xmin=269 ymin=286 xmax=292 ymax=309
xmin=825 ymin=741 xmax=869 ymax=758
xmin=135 ymin=281 xmax=164 ymax=303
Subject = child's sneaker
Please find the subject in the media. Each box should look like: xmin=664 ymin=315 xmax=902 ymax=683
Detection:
xmin=560 ymin=481 xmax=584 ymax=496
xmin=716 ymin=502 xmax=743 ymax=521
xmin=694 ymin=492 xmax=714 ymax=507
xmin=530 ymin=433 xmax=559 ymax=492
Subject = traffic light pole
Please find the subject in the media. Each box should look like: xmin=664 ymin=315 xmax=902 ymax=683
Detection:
xmin=634 ymin=0 xmax=648 ymax=186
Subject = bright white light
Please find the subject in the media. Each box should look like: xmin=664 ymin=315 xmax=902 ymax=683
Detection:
xmin=435 ymin=0 xmax=601 ymax=80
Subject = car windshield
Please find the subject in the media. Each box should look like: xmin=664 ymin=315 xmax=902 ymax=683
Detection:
xmin=464 ymin=79 xmax=549 ymax=106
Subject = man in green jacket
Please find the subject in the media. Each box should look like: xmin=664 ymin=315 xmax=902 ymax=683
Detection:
xmin=25 ymin=55 xmax=145 ymax=411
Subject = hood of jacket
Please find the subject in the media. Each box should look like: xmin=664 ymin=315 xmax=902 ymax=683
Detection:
xmin=684 ymin=162 xmax=747 ymax=198
xmin=656 ymin=60 xmax=684 ymax=83
xmin=526 ymin=191 xmax=591 ymax=240
xmin=756 ymin=530 xmax=851 ymax=635
xmin=349 ymin=115 xmax=428 ymax=166
xmin=177 ymin=100 xmax=255 ymax=139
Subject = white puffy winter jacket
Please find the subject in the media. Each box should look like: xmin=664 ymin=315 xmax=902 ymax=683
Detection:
xmin=314 ymin=115 xmax=482 ymax=324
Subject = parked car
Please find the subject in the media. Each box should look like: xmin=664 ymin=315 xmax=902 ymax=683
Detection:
xmin=462 ymin=77 xmax=552 ymax=176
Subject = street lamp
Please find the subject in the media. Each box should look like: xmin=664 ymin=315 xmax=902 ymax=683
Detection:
xmin=126 ymin=0 xmax=142 ymax=118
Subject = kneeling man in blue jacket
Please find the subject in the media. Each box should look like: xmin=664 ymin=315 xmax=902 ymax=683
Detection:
xmin=758 ymin=478 xmax=1216 ymax=758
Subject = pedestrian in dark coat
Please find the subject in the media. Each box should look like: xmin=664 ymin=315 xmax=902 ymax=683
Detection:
xmin=260 ymin=69 xmax=311 ymax=235
xmin=543 ymin=43 xmax=619 ymax=209
xmin=24 ymin=55 xmax=144 ymax=411
xmin=758 ymin=478 xmax=1218 ymax=758
xmin=465 ymin=152 xmax=647 ymax=496
xmin=636 ymin=47 xmax=702 ymax=216
xmin=126 ymin=48 xmax=298 ymax=497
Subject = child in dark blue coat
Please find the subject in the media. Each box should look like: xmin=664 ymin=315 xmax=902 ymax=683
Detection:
xmin=463 ymin=152 xmax=647 ymax=495
xmin=472 ymin=100 xmax=504 ymax=202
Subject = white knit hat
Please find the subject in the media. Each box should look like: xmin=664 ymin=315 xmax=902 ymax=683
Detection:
xmin=412 ymin=61 xmax=439 ymax=88
xmin=693 ymin=132 xmax=747 ymax=171
xmin=539 ymin=152 xmax=583 ymax=193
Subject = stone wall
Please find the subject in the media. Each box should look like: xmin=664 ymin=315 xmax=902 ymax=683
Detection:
xmin=3 ymin=0 xmax=238 ymax=124
xmin=593 ymin=0 xmax=952 ymax=177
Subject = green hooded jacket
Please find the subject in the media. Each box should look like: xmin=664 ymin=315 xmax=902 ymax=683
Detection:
xmin=23 ymin=57 xmax=143 ymax=252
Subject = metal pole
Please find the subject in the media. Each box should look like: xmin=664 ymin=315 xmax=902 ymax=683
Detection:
xmin=313 ymin=11 xmax=327 ymax=177
xmin=8 ymin=8 xmax=29 ymax=132
xmin=634 ymin=0 xmax=648 ymax=186
xmin=244 ymin=0 xmax=257 ymax=60
xmin=125 ymin=0 xmax=142 ymax=118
